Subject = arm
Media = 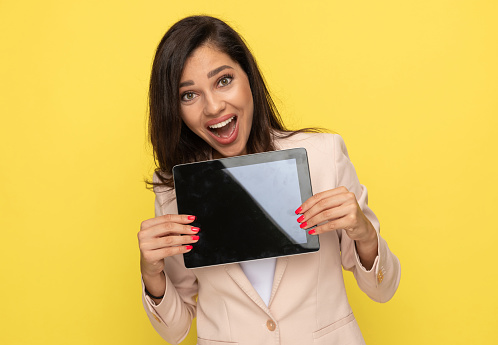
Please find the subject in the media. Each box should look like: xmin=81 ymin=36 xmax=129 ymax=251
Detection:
xmin=297 ymin=134 xmax=400 ymax=302
xmin=139 ymin=177 xmax=199 ymax=344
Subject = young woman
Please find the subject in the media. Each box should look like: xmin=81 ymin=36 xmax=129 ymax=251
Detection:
xmin=138 ymin=15 xmax=400 ymax=345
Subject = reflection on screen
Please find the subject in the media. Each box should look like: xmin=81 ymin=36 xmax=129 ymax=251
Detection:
xmin=225 ymin=159 xmax=306 ymax=244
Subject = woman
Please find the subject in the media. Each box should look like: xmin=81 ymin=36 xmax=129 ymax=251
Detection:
xmin=138 ymin=15 xmax=400 ymax=345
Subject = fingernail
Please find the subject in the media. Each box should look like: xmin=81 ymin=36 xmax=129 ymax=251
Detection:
xmin=185 ymin=245 xmax=193 ymax=250
xmin=300 ymin=222 xmax=308 ymax=229
xmin=297 ymin=215 xmax=305 ymax=223
xmin=308 ymin=229 xmax=316 ymax=235
xmin=188 ymin=216 xmax=196 ymax=220
xmin=191 ymin=227 xmax=200 ymax=232
xmin=191 ymin=235 xmax=199 ymax=241
xmin=295 ymin=207 xmax=303 ymax=215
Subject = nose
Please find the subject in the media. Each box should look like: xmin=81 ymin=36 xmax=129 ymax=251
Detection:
xmin=203 ymin=92 xmax=226 ymax=116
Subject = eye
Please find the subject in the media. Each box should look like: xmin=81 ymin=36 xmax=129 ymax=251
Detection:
xmin=181 ymin=92 xmax=197 ymax=102
xmin=217 ymin=74 xmax=233 ymax=87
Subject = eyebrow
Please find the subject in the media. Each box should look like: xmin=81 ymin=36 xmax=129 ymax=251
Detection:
xmin=179 ymin=65 xmax=234 ymax=88
xmin=207 ymin=65 xmax=233 ymax=78
xmin=179 ymin=80 xmax=194 ymax=88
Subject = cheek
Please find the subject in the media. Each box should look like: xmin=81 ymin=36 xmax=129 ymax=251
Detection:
xmin=238 ymin=85 xmax=254 ymax=119
xmin=180 ymin=108 xmax=201 ymax=133
xmin=247 ymin=102 xmax=254 ymax=125
xmin=245 ymin=92 xmax=254 ymax=124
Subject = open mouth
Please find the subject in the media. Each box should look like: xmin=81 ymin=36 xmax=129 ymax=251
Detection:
xmin=208 ymin=115 xmax=237 ymax=138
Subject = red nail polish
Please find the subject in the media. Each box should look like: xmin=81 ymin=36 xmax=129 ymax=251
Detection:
xmin=185 ymin=245 xmax=193 ymax=250
xmin=308 ymin=229 xmax=316 ymax=235
xmin=300 ymin=222 xmax=308 ymax=229
xmin=295 ymin=207 xmax=303 ymax=215
xmin=191 ymin=235 xmax=199 ymax=241
xmin=191 ymin=227 xmax=200 ymax=232
xmin=297 ymin=215 xmax=305 ymax=223
xmin=188 ymin=216 xmax=196 ymax=220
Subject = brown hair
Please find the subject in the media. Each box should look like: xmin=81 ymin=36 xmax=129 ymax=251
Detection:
xmin=148 ymin=15 xmax=316 ymax=188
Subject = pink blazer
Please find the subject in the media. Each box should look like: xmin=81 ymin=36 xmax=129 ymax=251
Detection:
xmin=142 ymin=133 xmax=401 ymax=345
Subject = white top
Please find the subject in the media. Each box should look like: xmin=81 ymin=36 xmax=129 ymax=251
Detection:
xmin=239 ymin=258 xmax=276 ymax=306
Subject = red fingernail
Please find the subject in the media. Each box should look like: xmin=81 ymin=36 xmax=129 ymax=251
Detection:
xmin=191 ymin=227 xmax=200 ymax=232
xmin=300 ymin=222 xmax=308 ymax=229
xmin=297 ymin=215 xmax=305 ymax=223
xmin=295 ymin=207 xmax=303 ymax=215
xmin=185 ymin=245 xmax=193 ymax=250
xmin=191 ymin=235 xmax=199 ymax=241
xmin=188 ymin=216 xmax=196 ymax=220
xmin=308 ymin=229 xmax=316 ymax=235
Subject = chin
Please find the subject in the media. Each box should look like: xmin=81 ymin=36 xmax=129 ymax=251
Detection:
xmin=212 ymin=144 xmax=247 ymax=159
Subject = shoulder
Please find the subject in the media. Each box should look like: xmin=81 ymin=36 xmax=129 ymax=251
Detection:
xmin=273 ymin=131 xmax=346 ymax=154
xmin=152 ymin=171 xmax=176 ymax=208
xmin=272 ymin=132 xmax=348 ymax=193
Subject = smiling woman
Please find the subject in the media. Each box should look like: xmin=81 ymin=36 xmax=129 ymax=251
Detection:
xmin=138 ymin=15 xmax=400 ymax=345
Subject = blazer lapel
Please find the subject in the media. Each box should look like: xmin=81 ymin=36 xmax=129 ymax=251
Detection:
xmin=269 ymin=257 xmax=288 ymax=306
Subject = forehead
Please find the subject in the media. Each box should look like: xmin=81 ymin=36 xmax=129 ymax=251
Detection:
xmin=181 ymin=45 xmax=239 ymax=78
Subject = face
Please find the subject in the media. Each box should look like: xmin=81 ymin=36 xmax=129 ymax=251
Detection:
xmin=179 ymin=45 xmax=254 ymax=159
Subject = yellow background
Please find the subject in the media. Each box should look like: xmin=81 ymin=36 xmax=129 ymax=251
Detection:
xmin=1 ymin=1 xmax=497 ymax=344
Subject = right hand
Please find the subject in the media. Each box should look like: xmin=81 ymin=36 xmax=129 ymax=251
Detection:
xmin=138 ymin=214 xmax=199 ymax=278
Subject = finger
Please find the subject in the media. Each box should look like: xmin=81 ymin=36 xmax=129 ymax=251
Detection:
xmin=297 ymin=192 xmax=356 ymax=229
xmin=149 ymin=222 xmax=200 ymax=238
xmin=302 ymin=203 xmax=356 ymax=229
xmin=307 ymin=216 xmax=353 ymax=236
xmin=295 ymin=187 xmax=350 ymax=214
xmin=299 ymin=192 xmax=355 ymax=225
xmin=143 ymin=243 xmax=194 ymax=262
xmin=141 ymin=214 xmax=196 ymax=230
xmin=155 ymin=244 xmax=194 ymax=258
xmin=141 ymin=234 xmax=200 ymax=251
xmin=138 ymin=223 xmax=200 ymax=244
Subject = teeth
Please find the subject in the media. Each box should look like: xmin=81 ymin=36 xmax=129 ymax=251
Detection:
xmin=209 ymin=116 xmax=235 ymax=129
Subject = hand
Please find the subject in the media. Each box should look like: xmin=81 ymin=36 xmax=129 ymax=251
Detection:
xmin=138 ymin=214 xmax=200 ymax=278
xmin=296 ymin=186 xmax=377 ymax=255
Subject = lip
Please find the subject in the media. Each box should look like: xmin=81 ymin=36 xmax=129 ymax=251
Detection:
xmin=206 ymin=114 xmax=239 ymax=145
xmin=205 ymin=114 xmax=236 ymax=127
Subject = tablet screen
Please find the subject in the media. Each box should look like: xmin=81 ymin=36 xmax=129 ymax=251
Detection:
xmin=224 ymin=159 xmax=306 ymax=244
xmin=173 ymin=148 xmax=319 ymax=268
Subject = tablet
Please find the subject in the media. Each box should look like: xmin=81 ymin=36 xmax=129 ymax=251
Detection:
xmin=173 ymin=148 xmax=319 ymax=268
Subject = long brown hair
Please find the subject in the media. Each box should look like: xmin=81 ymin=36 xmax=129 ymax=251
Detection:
xmin=148 ymin=16 xmax=315 ymax=189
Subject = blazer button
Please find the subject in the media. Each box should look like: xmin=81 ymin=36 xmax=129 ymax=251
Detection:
xmin=266 ymin=319 xmax=276 ymax=331
xmin=377 ymin=270 xmax=384 ymax=284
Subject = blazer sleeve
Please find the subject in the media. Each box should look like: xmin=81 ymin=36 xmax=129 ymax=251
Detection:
xmin=141 ymin=175 xmax=198 ymax=345
xmin=332 ymin=134 xmax=401 ymax=303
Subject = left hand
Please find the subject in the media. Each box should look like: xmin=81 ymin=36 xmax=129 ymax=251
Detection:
xmin=296 ymin=186 xmax=377 ymax=245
